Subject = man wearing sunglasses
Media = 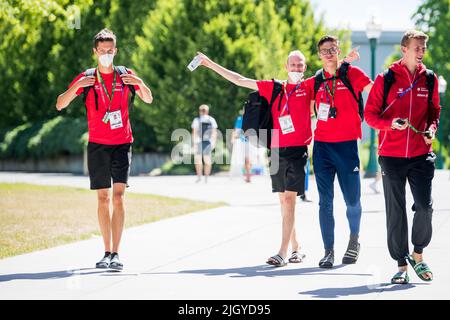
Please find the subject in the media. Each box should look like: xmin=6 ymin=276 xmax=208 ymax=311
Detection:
xmin=365 ymin=30 xmax=441 ymax=284
xmin=307 ymin=35 xmax=373 ymax=268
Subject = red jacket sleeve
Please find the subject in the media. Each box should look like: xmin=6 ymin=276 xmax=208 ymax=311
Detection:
xmin=364 ymin=74 xmax=393 ymax=130
xmin=427 ymin=73 xmax=441 ymax=132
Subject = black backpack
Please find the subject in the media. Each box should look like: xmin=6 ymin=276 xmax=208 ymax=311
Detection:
xmin=242 ymin=80 xmax=283 ymax=149
xmin=382 ymin=68 xmax=435 ymax=111
xmin=313 ymin=62 xmax=365 ymax=121
xmin=82 ymin=66 xmax=136 ymax=111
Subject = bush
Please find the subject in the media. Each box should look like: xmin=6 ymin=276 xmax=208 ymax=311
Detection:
xmin=0 ymin=116 xmax=87 ymax=160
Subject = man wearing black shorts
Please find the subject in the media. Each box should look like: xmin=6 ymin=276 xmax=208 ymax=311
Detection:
xmin=56 ymin=29 xmax=153 ymax=270
xmin=196 ymin=50 xmax=312 ymax=266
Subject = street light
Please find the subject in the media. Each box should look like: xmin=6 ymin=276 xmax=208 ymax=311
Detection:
xmin=436 ymin=75 xmax=447 ymax=169
xmin=365 ymin=15 xmax=382 ymax=178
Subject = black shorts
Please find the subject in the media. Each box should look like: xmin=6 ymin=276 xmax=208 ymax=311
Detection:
xmin=87 ymin=142 xmax=132 ymax=190
xmin=269 ymin=146 xmax=308 ymax=194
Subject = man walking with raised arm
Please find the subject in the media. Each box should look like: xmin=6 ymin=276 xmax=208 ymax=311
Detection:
xmin=196 ymin=50 xmax=312 ymax=266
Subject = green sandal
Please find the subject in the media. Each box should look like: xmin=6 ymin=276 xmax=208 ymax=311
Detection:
xmin=406 ymin=255 xmax=433 ymax=282
xmin=391 ymin=271 xmax=409 ymax=284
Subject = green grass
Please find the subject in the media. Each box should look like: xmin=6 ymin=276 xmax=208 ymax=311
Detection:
xmin=0 ymin=183 xmax=224 ymax=259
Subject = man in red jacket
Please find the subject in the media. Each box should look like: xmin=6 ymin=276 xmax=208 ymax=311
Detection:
xmin=56 ymin=29 xmax=153 ymax=270
xmin=365 ymin=30 xmax=441 ymax=284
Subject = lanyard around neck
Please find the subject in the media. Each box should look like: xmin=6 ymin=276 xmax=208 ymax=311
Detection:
xmin=381 ymin=77 xmax=421 ymax=116
xmin=280 ymin=82 xmax=302 ymax=115
xmin=322 ymin=70 xmax=337 ymax=103
xmin=97 ymin=69 xmax=117 ymax=109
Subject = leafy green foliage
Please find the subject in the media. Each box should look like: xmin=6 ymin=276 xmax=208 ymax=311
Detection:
xmin=413 ymin=0 xmax=450 ymax=149
xmin=1 ymin=0 xmax=350 ymax=157
xmin=0 ymin=116 xmax=87 ymax=159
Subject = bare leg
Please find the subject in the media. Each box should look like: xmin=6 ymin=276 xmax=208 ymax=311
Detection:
xmin=290 ymin=227 xmax=300 ymax=252
xmin=111 ymin=183 xmax=126 ymax=253
xmin=97 ymin=189 xmax=111 ymax=252
xmin=244 ymin=157 xmax=251 ymax=182
xmin=194 ymin=154 xmax=203 ymax=181
xmin=275 ymin=191 xmax=297 ymax=259
xmin=203 ymin=155 xmax=212 ymax=182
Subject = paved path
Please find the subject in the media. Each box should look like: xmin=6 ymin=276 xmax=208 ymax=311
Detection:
xmin=0 ymin=171 xmax=449 ymax=299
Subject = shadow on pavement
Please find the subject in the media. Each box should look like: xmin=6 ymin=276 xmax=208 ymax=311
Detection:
xmin=298 ymin=282 xmax=428 ymax=298
xmin=144 ymin=264 xmax=372 ymax=278
xmin=0 ymin=268 xmax=106 ymax=282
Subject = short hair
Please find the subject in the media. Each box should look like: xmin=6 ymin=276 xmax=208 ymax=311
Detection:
xmin=317 ymin=35 xmax=339 ymax=50
xmin=93 ymin=28 xmax=116 ymax=48
xmin=199 ymin=104 xmax=209 ymax=111
xmin=287 ymin=50 xmax=306 ymax=63
xmin=401 ymin=30 xmax=429 ymax=47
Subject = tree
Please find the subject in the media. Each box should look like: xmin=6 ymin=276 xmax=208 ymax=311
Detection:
xmin=413 ymin=0 xmax=450 ymax=149
xmin=133 ymin=0 xmax=349 ymax=151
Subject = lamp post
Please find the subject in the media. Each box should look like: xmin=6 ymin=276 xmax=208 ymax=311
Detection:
xmin=365 ymin=15 xmax=382 ymax=178
xmin=436 ymin=75 xmax=447 ymax=169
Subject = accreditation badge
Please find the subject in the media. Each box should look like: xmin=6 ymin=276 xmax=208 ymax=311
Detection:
xmin=318 ymin=102 xmax=330 ymax=122
xmin=279 ymin=115 xmax=295 ymax=134
xmin=109 ymin=110 xmax=123 ymax=129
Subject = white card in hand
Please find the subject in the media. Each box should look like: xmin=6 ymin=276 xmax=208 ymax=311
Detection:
xmin=187 ymin=55 xmax=201 ymax=71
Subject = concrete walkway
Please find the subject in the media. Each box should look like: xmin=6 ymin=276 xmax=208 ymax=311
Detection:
xmin=0 ymin=171 xmax=449 ymax=299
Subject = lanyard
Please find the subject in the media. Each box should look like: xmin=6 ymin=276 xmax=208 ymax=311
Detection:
xmin=381 ymin=77 xmax=421 ymax=116
xmin=280 ymin=82 xmax=302 ymax=115
xmin=97 ymin=69 xmax=117 ymax=112
xmin=408 ymin=121 xmax=428 ymax=135
xmin=322 ymin=71 xmax=337 ymax=106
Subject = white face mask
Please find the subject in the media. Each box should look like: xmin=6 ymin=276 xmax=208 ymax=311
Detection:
xmin=99 ymin=54 xmax=114 ymax=67
xmin=288 ymin=72 xmax=304 ymax=83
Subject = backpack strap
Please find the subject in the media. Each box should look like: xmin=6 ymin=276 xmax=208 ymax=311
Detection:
xmin=382 ymin=68 xmax=396 ymax=112
xmin=338 ymin=62 xmax=364 ymax=121
xmin=270 ymin=79 xmax=283 ymax=111
xmin=82 ymin=68 xmax=98 ymax=111
xmin=115 ymin=65 xmax=136 ymax=107
xmin=338 ymin=62 xmax=358 ymax=102
xmin=313 ymin=69 xmax=325 ymax=117
xmin=424 ymin=69 xmax=435 ymax=107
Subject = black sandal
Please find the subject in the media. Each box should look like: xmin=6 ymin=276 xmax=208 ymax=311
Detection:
xmin=266 ymin=254 xmax=287 ymax=267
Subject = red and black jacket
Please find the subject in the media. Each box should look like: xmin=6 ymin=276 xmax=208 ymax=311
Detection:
xmin=365 ymin=60 xmax=441 ymax=158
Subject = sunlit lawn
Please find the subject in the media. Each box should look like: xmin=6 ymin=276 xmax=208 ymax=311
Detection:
xmin=0 ymin=183 xmax=224 ymax=259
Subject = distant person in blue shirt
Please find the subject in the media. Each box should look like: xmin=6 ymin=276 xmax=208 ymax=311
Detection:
xmin=232 ymin=109 xmax=252 ymax=183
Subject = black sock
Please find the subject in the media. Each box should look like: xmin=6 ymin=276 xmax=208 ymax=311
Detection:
xmin=104 ymin=251 xmax=111 ymax=258
xmin=111 ymin=252 xmax=118 ymax=258
xmin=349 ymin=234 xmax=359 ymax=246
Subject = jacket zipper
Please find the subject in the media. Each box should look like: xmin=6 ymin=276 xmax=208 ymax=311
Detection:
xmin=379 ymin=130 xmax=387 ymax=151
xmin=405 ymin=69 xmax=416 ymax=158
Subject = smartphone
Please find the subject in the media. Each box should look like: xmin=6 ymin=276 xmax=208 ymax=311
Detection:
xmin=187 ymin=55 xmax=201 ymax=72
